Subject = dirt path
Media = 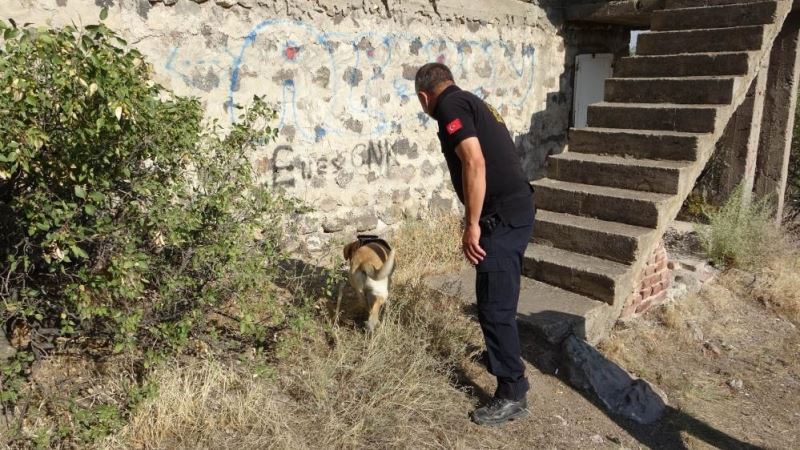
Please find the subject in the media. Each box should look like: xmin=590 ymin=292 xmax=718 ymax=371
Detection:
xmin=449 ymin=277 xmax=799 ymax=449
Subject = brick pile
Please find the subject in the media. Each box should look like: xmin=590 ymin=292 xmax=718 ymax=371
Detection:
xmin=621 ymin=241 xmax=671 ymax=318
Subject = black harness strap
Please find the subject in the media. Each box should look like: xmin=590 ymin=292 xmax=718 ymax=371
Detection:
xmin=356 ymin=234 xmax=392 ymax=252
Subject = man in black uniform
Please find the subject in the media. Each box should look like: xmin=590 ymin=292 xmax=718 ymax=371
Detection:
xmin=414 ymin=63 xmax=535 ymax=426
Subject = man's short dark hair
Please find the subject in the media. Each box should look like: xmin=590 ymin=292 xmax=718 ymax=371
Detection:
xmin=414 ymin=63 xmax=454 ymax=93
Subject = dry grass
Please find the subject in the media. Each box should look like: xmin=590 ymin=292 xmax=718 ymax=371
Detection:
xmin=388 ymin=212 xmax=466 ymax=283
xmin=748 ymin=249 xmax=800 ymax=325
xmin=699 ymin=185 xmax=785 ymax=269
xmin=600 ymin=227 xmax=800 ymax=450
xmin=108 ymin=213 xmax=486 ymax=449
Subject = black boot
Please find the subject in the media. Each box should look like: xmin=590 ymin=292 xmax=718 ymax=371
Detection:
xmin=470 ymin=397 xmax=529 ymax=426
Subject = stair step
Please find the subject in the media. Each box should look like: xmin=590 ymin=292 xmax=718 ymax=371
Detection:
xmin=652 ymin=1 xmax=778 ymax=31
xmin=533 ymin=178 xmax=672 ymax=228
xmin=606 ymin=77 xmax=736 ymax=105
xmin=587 ymin=103 xmax=719 ymax=133
xmin=665 ymin=0 xmax=775 ymax=10
xmin=548 ymin=152 xmax=692 ymax=194
xmin=569 ymin=127 xmax=702 ymax=161
xmin=615 ymin=52 xmax=752 ymax=78
xmin=534 ymin=210 xmax=656 ymax=264
xmin=637 ymin=25 xmax=765 ymax=55
xmin=423 ymin=269 xmax=611 ymax=344
xmin=523 ymin=243 xmax=629 ymax=304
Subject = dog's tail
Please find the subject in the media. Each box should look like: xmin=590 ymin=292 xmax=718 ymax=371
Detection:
xmin=372 ymin=249 xmax=395 ymax=281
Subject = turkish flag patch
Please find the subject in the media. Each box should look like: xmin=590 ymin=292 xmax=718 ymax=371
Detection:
xmin=446 ymin=118 xmax=463 ymax=135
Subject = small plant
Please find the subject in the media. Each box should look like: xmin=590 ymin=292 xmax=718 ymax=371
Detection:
xmin=699 ymin=185 xmax=780 ymax=268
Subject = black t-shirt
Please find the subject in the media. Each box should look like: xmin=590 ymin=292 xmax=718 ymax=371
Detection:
xmin=434 ymin=85 xmax=530 ymax=215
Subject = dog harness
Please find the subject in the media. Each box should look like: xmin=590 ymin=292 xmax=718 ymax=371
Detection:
xmin=355 ymin=234 xmax=392 ymax=252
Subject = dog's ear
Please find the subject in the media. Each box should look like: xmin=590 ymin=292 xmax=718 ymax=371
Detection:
xmin=343 ymin=242 xmax=357 ymax=261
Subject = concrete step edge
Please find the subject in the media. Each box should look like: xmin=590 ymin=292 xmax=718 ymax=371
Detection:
xmin=589 ymin=102 xmax=723 ymax=110
xmin=606 ymin=76 xmax=739 ymax=81
xmin=570 ymin=126 xmax=705 ymax=138
xmin=549 ymin=152 xmax=695 ymax=170
xmin=536 ymin=209 xmax=656 ymax=239
xmin=533 ymin=178 xmax=674 ymax=204
xmin=525 ymin=243 xmax=630 ymax=278
xmin=659 ymin=0 xmax=778 ymax=13
xmin=639 ymin=24 xmax=765 ymax=36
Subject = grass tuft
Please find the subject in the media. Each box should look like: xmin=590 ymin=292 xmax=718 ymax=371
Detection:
xmin=699 ymin=185 xmax=783 ymax=269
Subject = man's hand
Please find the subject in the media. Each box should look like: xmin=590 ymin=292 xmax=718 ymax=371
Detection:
xmin=462 ymin=223 xmax=486 ymax=265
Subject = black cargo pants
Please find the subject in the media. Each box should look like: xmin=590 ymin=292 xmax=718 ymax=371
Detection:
xmin=475 ymin=198 xmax=535 ymax=401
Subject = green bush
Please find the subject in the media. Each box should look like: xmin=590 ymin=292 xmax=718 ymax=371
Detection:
xmin=0 ymin=18 xmax=294 ymax=356
xmin=700 ymin=185 xmax=781 ymax=268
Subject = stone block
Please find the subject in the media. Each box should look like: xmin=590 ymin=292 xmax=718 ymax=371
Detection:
xmin=322 ymin=217 xmax=347 ymax=233
xmin=378 ymin=205 xmax=404 ymax=225
xmin=355 ymin=213 xmax=378 ymax=232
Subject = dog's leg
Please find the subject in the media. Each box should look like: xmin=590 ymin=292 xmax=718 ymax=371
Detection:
xmin=366 ymin=294 xmax=386 ymax=333
xmin=333 ymin=280 xmax=345 ymax=326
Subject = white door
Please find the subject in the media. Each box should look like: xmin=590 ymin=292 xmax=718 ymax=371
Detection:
xmin=573 ymin=53 xmax=614 ymax=129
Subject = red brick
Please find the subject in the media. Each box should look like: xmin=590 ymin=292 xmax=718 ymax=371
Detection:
xmin=649 ymin=290 xmax=668 ymax=307
xmin=643 ymin=272 xmax=661 ymax=288
xmin=635 ymin=298 xmax=653 ymax=314
xmin=655 ymin=251 xmax=667 ymax=263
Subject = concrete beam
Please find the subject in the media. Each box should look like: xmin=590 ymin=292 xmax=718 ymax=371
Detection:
xmin=698 ymin=67 xmax=767 ymax=207
xmin=754 ymin=11 xmax=800 ymax=221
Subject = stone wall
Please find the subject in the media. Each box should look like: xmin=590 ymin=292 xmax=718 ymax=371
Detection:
xmin=3 ymin=0 xmax=570 ymax=251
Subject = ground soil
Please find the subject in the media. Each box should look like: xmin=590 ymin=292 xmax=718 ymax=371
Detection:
xmin=449 ymin=275 xmax=800 ymax=449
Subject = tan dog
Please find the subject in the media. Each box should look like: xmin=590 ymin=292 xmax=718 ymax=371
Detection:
xmin=342 ymin=238 xmax=396 ymax=332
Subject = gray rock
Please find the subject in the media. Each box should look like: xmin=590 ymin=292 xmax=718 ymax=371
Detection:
xmin=727 ymin=379 xmax=744 ymax=391
xmin=671 ymin=268 xmax=702 ymax=295
xmin=1 ymin=333 xmax=15 ymax=361
xmin=335 ymin=171 xmax=354 ymax=188
xmin=378 ymin=205 xmax=404 ymax=225
xmin=564 ymin=335 xmax=666 ymax=424
xmin=429 ymin=191 xmax=453 ymax=213
xmin=322 ymin=217 xmax=346 ymax=233
xmin=355 ymin=213 xmax=378 ymax=232
xmin=304 ymin=235 xmax=324 ymax=252
xmin=392 ymin=188 xmax=410 ymax=204
xmin=318 ymin=196 xmax=339 ymax=213
xmin=351 ymin=193 xmax=369 ymax=208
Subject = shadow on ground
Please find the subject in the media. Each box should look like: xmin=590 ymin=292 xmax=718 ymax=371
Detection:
xmin=512 ymin=309 xmax=764 ymax=450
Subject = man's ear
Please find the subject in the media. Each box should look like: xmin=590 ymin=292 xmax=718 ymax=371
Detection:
xmin=417 ymin=91 xmax=430 ymax=114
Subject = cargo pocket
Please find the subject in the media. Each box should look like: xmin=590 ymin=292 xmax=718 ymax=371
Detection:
xmin=475 ymin=256 xmax=516 ymax=314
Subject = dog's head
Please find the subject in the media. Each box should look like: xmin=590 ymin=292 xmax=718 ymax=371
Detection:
xmin=343 ymin=241 xmax=360 ymax=262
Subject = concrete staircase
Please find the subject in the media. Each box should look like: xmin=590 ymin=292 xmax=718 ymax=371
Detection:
xmin=526 ymin=0 xmax=794 ymax=343
xmin=427 ymin=0 xmax=794 ymax=345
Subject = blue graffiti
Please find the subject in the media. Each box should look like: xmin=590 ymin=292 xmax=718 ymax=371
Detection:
xmin=167 ymin=18 xmax=536 ymax=142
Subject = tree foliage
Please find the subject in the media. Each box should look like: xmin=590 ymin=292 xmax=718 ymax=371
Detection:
xmin=0 ymin=17 xmax=293 ymax=357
